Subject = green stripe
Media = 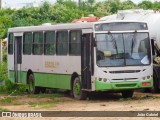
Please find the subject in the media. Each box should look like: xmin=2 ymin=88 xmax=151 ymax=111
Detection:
xmin=9 ymin=71 xmax=71 ymax=90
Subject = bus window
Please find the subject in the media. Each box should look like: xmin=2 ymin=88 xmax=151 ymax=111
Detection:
xmin=69 ymin=30 xmax=81 ymax=55
xmin=44 ymin=31 xmax=55 ymax=55
xmin=33 ymin=32 xmax=43 ymax=55
xmin=23 ymin=32 xmax=32 ymax=55
xmin=8 ymin=33 xmax=14 ymax=54
xmin=56 ymin=31 xmax=68 ymax=55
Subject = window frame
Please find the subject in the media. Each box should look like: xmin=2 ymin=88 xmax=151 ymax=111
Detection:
xmin=23 ymin=32 xmax=32 ymax=55
xmin=8 ymin=33 xmax=14 ymax=55
xmin=32 ymin=31 xmax=44 ymax=55
xmin=56 ymin=31 xmax=69 ymax=55
xmin=44 ymin=31 xmax=56 ymax=55
xmin=69 ymin=30 xmax=82 ymax=56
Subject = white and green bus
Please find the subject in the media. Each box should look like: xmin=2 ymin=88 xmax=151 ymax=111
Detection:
xmin=8 ymin=21 xmax=153 ymax=99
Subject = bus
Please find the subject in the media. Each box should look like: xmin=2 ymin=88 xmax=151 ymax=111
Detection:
xmin=8 ymin=21 xmax=153 ymax=99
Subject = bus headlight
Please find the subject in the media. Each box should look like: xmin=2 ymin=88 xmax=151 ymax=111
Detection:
xmin=142 ymin=77 xmax=146 ymax=80
xmin=103 ymin=78 xmax=107 ymax=82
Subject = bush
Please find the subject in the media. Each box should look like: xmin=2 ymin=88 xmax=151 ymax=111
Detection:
xmin=2 ymin=47 xmax=7 ymax=62
xmin=0 ymin=80 xmax=27 ymax=94
xmin=0 ymin=61 xmax=8 ymax=82
xmin=0 ymin=61 xmax=26 ymax=94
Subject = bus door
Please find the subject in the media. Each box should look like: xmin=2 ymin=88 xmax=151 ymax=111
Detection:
xmin=14 ymin=34 xmax=22 ymax=83
xmin=81 ymin=29 xmax=93 ymax=90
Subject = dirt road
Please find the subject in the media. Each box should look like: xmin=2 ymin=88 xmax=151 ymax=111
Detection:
xmin=0 ymin=91 xmax=160 ymax=120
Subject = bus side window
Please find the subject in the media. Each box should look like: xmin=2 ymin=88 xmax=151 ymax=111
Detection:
xmin=44 ymin=31 xmax=55 ymax=55
xmin=33 ymin=32 xmax=43 ymax=55
xmin=23 ymin=32 xmax=32 ymax=55
xmin=69 ymin=30 xmax=81 ymax=56
xmin=56 ymin=31 xmax=68 ymax=55
xmin=8 ymin=33 xmax=14 ymax=54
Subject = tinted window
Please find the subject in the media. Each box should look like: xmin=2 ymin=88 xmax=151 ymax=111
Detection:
xmin=23 ymin=32 xmax=32 ymax=55
xmin=57 ymin=31 xmax=68 ymax=55
xmin=8 ymin=33 xmax=14 ymax=54
xmin=33 ymin=32 xmax=43 ymax=55
xmin=44 ymin=31 xmax=55 ymax=55
xmin=70 ymin=31 xmax=81 ymax=55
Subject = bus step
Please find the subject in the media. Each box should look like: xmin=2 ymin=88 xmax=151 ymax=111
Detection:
xmin=82 ymin=89 xmax=92 ymax=92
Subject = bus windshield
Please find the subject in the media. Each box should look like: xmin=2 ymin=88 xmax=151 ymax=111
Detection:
xmin=96 ymin=32 xmax=151 ymax=67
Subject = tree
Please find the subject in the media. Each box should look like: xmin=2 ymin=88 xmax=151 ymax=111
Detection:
xmin=152 ymin=1 xmax=160 ymax=10
xmin=138 ymin=1 xmax=153 ymax=9
xmin=120 ymin=0 xmax=137 ymax=10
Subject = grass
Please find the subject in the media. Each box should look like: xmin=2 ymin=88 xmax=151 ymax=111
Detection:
xmin=29 ymin=101 xmax=57 ymax=109
xmin=0 ymin=107 xmax=10 ymax=112
xmin=118 ymin=94 xmax=160 ymax=102
xmin=27 ymin=93 xmax=64 ymax=109
xmin=28 ymin=93 xmax=63 ymax=99
xmin=0 ymin=97 xmax=16 ymax=103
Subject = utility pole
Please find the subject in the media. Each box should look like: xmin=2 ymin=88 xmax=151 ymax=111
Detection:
xmin=0 ymin=0 xmax=1 ymax=9
xmin=79 ymin=0 xmax=81 ymax=6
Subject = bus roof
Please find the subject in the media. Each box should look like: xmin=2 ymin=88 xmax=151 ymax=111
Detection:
xmin=8 ymin=22 xmax=94 ymax=33
xmin=8 ymin=20 xmax=148 ymax=33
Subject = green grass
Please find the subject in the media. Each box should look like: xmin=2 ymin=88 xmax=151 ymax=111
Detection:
xmin=0 ymin=107 xmax=10 ymax=112
xmin=29 ymin=101 xmax=57 ymax=108
xmin=28 ymin=93 xmax=63 ymax=99
xmin=0 ymin=97 xmax=16 ymax=103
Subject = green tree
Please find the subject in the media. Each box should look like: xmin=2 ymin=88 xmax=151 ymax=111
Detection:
xmin=152 ymin=1 xmax=160 ymax=10
xmin=120 ymin=0 xmax=137 ymax=10
xmin=138 ymin=1 xmax=153 ymax=9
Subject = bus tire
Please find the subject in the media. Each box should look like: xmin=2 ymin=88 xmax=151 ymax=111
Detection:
xmin=40 ymin=87 xmax=46 ymax=93
xmin=72 ymin=77 xmax=87 ymax=100
xmin=151 ymin=73 xmax=160 ymax=93
xmin=28 ymin=74 xmax=40 ymax=94
xmin=121 ymin=90 xmax=134 ymax=98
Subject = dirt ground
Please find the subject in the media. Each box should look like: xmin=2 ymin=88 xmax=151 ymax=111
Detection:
xmin=0 ymin=91 xmax=160 ymax=120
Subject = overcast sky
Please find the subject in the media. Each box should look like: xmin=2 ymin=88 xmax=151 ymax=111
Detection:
xmin=1 ymin=0 xmax=159 ymax=8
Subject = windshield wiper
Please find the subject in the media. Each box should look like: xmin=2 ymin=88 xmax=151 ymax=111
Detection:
xmin=131 ymin=31 xmax=137 ymax=56
xmin=108 ymin=31 xmax=118 ymax=54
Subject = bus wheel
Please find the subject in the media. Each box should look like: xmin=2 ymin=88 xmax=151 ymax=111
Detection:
xmin=121 ymin=90 xmax=134 ymax=98
xmin=72 ymin=77 xmax=87 ymax=100
xmin=151 ymin=73 xmax=160 ymax=93
xmin=40 ymin=87 xmax=46 ymax=93
xmin=28 ymin=74 xmax=40 ymax=94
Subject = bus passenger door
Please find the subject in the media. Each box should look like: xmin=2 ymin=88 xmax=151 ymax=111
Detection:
xmin=81 ymin=33 xmax=92 ymax=90
xmin=14 ymin=36 xmax=22 ymax=83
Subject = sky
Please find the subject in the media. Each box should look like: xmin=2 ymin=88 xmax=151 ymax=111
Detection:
xmin=1 ymin=0 xmax=159 ymax=9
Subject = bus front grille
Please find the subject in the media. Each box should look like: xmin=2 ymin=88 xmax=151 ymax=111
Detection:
xmin=109 ymin=70 xmax=140 ymax=74
xmin=112 ymin=78 xmax=138 ymax=81
xmin=115 ymin=84 xmax=137 ymax=88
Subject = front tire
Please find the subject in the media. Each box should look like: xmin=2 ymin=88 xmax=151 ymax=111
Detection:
xmin=28 ymin=74 xmax=40 ymax=94
xmin=151 ymin=73 xmax=160 ymax=93
xmin=72 ymin=77 xmax=87 ymax=100
xmin=121 ymin=90 xmax=134 ymax=98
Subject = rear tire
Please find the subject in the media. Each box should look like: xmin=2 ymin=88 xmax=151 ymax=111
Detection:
xmin=121 ymin=90 xmax=134 ymax=98
xmin=28 ymin=74 xmax=40 ymax=94
xmin=72 ymin=77 xmax=87 ymax=100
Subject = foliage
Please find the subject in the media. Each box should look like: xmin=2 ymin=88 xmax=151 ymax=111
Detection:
xmin=0 ymin=62 xmax=26 ymax=94
xmin=0 ymin=107 xmax=10 ymax=112
xmin=0 ymin=62 xmax=8 ymax=82
xmin=0 ymin=97 xmax=16 ymax=103
xmin=0 ymin=0 xmax=158 ymax=39
xmin=0 ymin=80 xmax=27 ymax=94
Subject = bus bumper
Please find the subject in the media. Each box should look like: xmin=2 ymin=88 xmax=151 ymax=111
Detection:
xmin=95 ymin=79 xmax=153 ymax=91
